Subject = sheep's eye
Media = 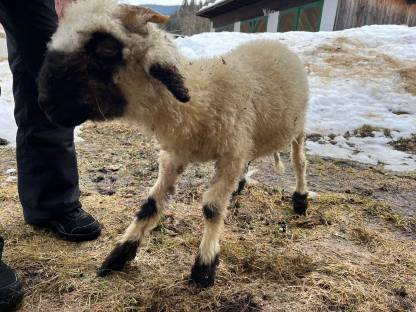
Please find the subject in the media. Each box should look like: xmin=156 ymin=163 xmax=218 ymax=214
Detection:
xmin=95 ymin=43 xmax=119 ymax=58
xmin=86 ymin=32 xmax=123 ymax=60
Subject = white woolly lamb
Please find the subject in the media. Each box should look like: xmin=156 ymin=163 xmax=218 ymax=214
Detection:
xmin=37 ymin=0 xmax=310 ymax=287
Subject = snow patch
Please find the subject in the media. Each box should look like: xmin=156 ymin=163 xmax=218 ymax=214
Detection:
xmin=0 ymin=25 xmax=415 ymax=171
xmin=0 ymin=61 xmax=82 ymax=147
xmin=0 ymin=61 xmax=16 ymax=145
xmin=5 ymin=168 xmax=16 ymax=175
xmin=176 ymin=25 xmax=416 ymax=172
xmin=5 ymin=176 xmax=16 ymax=183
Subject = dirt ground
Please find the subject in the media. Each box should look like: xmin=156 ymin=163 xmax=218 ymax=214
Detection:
xmin=0 ymin=121 xmax=415 ymax=312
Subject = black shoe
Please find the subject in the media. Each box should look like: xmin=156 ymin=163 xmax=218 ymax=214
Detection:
xmin=0 ymin=237 xmax=23 ymax=311
xmin=36 ymin=208 xmax=102 ymax=242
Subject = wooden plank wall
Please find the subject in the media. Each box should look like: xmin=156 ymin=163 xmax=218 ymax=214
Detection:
xmin=334 ymin=0 xmax=416 ymax=30
xmin=211 ymin=0 xmax=318 ymax=29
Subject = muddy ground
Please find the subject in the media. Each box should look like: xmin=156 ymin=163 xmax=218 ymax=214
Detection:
xmin=0 ymin=121 xmax=415 ymax=312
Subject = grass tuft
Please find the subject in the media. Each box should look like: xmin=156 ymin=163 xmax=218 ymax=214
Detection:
xmin=0 ymin=122 xmax=415 ymax=311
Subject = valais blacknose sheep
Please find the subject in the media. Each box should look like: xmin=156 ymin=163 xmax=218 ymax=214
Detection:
xmin=38 ymin=0 xmax=310 ymax=287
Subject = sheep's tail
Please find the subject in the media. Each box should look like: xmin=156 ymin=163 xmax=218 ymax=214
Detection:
xmin=273 ymin=152 xmax=285 ymax=174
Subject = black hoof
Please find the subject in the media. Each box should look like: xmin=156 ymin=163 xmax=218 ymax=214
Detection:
xmin=232 ymin=179 xmax=246 ymax=196
xmin=190 ymin=255 xmax=219 ymax=288
xmin=97 ymin=241 xmax=139 ymax=277
xmin=293 ymin=192 xmax=308 ymax=215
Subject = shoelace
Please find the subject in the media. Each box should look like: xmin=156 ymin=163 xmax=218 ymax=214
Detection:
xmin=59 ymin=209 xmax=83 ymax=220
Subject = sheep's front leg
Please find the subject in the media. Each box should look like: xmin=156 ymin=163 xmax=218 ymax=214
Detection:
xmin=98 ymin=151 xmax=185 ymax=276
xmin=190 ymin=158 xmax=244 ymax=287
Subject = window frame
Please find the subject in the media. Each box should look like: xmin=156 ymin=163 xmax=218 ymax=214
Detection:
xmin=278 ymin=0 xmax=324 ymax=32
xmin=215 ymin=24 xmax=234 ymax=32
xmin=240 ymin=15 xmax=269 ymax=33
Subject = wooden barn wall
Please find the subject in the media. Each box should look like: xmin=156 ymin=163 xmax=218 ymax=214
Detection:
xmin=211 ymin=0 xmax=318 ymax=28
xmin=334 ymin=0 xmax=416 ymax=30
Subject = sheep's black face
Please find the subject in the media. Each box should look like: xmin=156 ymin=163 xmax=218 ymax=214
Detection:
xmin=38 ymin=32 xmax=127 ymax=128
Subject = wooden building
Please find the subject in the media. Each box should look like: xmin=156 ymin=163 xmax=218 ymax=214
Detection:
xmin=197 ymin=0 xmax=416 ymax=33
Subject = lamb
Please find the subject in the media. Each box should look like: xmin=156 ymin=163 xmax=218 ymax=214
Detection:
xmin=37 ymin=0 xmax=310 ymax=287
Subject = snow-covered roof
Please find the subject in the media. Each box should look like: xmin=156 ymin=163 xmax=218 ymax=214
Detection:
xmin=197 ymin=0 xmax=416 ymax=18
xmin=197 ymin=0 xmax=250 ymax=17
xmin=199 ymin=0 xmax=227 ymax=13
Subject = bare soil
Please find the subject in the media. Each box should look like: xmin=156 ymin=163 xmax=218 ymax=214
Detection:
xmin=0 ymin=121 xmax=415 ymax=312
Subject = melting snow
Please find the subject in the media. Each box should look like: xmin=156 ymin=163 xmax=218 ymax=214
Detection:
xmin=176 ymin=25 xmax=416 ymax=171
xmin=0 ymin=61 xmax=82 ymax=147
xmin=0 ymin=25 xmax=415 ymax=171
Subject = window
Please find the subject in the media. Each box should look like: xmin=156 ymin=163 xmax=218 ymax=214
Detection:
xmin=215 ymin=24 xmax=234 ymax=32
xmin=298 ymin=4 xmax=323 ymax=31
xmin=240 ymin=16 xmax=268 ymax=33
xmin=278 ymin=8 xmax=298 ymax=32
xmin=278 ymin=0 xmax=324 ymax=32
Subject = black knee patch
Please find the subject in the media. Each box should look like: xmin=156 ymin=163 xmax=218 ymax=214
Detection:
xmin=136 ymin=197 xmax=157 ymax=220
xmin=190 ymin=254 xmax=220 ymax=288
xmin=203 ymin=203 xmax=219 ymax=220
xmin=293 ymin=192 xmax=308 ymax=215
xmin=233 ymin=178 xmax=246 ymax=196
xmin=176 ymin=165 xmax=184 ymax=174
xmin=97 ymin=241 xmax=139 ymax=277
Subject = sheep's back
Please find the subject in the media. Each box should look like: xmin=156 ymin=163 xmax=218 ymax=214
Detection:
xmin=226 ymin=40 xmax=309 ymax=157
xmin=181 ymin=40 xmax=308 ymax=160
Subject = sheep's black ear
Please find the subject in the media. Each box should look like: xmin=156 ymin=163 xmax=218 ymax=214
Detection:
xmin=149 ymin=63 xmax=190 ymax=103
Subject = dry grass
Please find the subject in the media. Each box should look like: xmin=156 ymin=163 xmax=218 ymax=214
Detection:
xmin=398 ymin=66 xmax=416 ymax=96
xmin=353 ymin=125 xmax=379 ymax=138
xmin=389 ymin=134 xmax=416 ymax=154
xmin=0 ymin=121 xmax=415 ymax=311
xmin=350 ymin=125 xmax=396 ymax=140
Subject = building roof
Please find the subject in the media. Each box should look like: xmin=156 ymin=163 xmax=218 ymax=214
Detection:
xmin=197 ymin=0 xmax=261 ymax=18
xmin=197 ymin=0 xmax=416 ymax=18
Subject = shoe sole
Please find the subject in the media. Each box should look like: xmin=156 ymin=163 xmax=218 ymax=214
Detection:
xmin=0 ymin=280 xmax=24 ymax=312
xmin=58 ymin=226 xmax=102 ymax=242
xmin=32 ymin=224 xmax=102 ymax=242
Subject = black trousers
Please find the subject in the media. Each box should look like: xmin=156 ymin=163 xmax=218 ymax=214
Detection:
xmin=0 ymin=0 xmax=81 ymax=223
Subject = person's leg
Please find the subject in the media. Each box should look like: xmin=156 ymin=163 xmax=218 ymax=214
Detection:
xmin=0 ymin=236 xmax=23 ymax=311
xmin=8 ymin=39 xmax=83 ymax=223
xmin=0 ymin=0 xmax=100 ymax=240
xmin=1 ymin=0 xmax=81 ymax=223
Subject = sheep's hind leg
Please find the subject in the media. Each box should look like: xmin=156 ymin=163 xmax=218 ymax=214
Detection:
xmin=232 ymin=162 xmax=250 ymax=196
xmin=291 ymin=133 xmax=309 ymax=215
xmin=190 ymin=157 xmax=244 ymax=287
xmin=98 ymin=151 xmax=185 ymax=276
